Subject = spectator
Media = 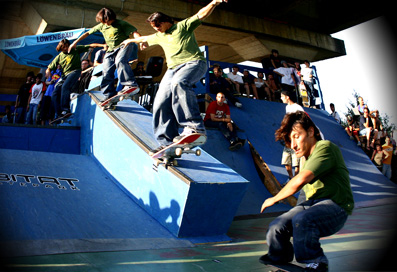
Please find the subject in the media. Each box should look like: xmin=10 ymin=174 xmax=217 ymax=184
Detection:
xmin=204 ymin=92 xmax=246 ymax=151
xmin=371 ymin=144 xmax=388 ymax=171
xmin=41 ymin=64 xmax=62 ymax=125
xmin=330 ymin=103 xmax=341 ymax=124
xmin=210 ymin=67 xmax=242 ymax=108
xmin=265 ymin=74 xmax=280 ymax=102
xmin=260 ymin=111 xmax=354 ymax=272
xmin=355 ymin=96 xmax=367 ymax=115
xmin=359 ymin=107 xmax=377 ymax=149
xmin=280 ymin=90 xmax=304 ymax=183
xmin=1 ymin=105 xmax=13 ymax=123
xmin=269 ymin=49 xmax=281 ymax=70
xmin=273 ymin=60 xmax=297 ymax=97
xmin=93 ymin=44 xmax=108 ymax=67
xmin=300 ymin=60 xmax=315 ymax=107
xmin=133 ymin=61 xmax=147 ymax=76
xmin=242 ymin=69 xmax=258 ymax=99
xmin=14 ymin=71 xmax=35 ymax=123
xmin=370 ymin=109 xmax=386 ymax=144
xmin=254 ymin=72 xmax=270 ymax=100
xmin=345 ymin=115 xmax=361 ymax=145
xmin=227 ymin=65 xmax=243 ymax=95
xmin=25 ymin=74 xmax=46 ymax=125
xmin=382 ymin=136 xmax=393 ymax=179
xmin=71 ymin=59 xmax=94 ymax=96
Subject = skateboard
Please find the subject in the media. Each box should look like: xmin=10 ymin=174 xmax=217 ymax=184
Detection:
xmin=100 ymin=86 xmax=139 ymax=110
xmin=266 ymin=263 xmax=305 ymax=272
xmin=299 ymin=83 xmax=309 ymax=107
xmin=49 ymin=112 xmax=73 ymax=125
xmin=151 ymin=133 xmax=207 ymax=168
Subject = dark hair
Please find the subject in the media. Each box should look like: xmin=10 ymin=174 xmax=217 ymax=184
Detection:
xmin=281 ymin=90 xmax=297 ymax=103
xmin=96 ymin=7 xmax=117 ymax=23
xmin=56 ymin=39 xmax=70 ymax=52
xmin=36 ymin=73 xmax=43 ymax=80
xmin=147 ymin=12 xmax=173 ymax=27
xmin=275 ymin=111 xmax=322 ymax=148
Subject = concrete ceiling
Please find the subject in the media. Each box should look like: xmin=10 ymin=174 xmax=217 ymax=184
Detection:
xmin=0 ymin=0 xmax=390 ymax=95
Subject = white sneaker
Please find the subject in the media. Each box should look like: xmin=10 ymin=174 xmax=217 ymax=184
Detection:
xmin=235 ymin=102 xmax=242 ymax=108
xmin=173 ymin=127 xmax=205 ymax=143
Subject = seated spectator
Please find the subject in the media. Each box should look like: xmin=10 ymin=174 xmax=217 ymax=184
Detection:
xmin=371 ymin=144 xmax=388 ymax=171
xmin=254 ymin=72 xmax=271 ymax=100
xmin=330 ymin=103 xmax=341 ymax=124
xmin=204 ymin=92 xmax=246 ymax=151
xmin=359 ymin=107 xmax=377 ymax=149
xmin=242 ymin=69 xmax=258 ymax=99
xmin=265 ymin=74 xmax=280 ymax=102
xmin=25 ymin=74 xmax=46 ymax=125
xmin=227 ymin=65 xmax=243 ymax=95
xmin=71 ymin=59 xmax=93 ymax=95
xmin=345 ymin=115 xmax=360 ymax=144
xmin=1 ymin=105 xmax=13 ymax=123
xmin=210 ymin=67 xmax=242 ymax=108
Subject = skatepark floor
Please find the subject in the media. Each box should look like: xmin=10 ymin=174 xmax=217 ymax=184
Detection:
xmin=3 ymin=203 xmax=397 ymax=272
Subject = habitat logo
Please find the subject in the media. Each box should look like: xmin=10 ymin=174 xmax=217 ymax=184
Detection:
xmin=36 ymin=31 xmax=74 ymax=43
xmin=0 ymin=173 xmax=80 ymax=191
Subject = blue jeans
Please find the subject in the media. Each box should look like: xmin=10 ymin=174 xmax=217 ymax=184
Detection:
xmin=25 ymin=103 xmax=39 ymax=125
xmin=266 ymin=198 xmax=348 ymax=265
xmin=382 ymin=163 xmax=391 ymax=179
xmin=101 ymin=43 xmax=138 ymax=99
xmin=52 ymin=70 xmax=81 ymax=116
xmin=204 ymin=119 xmax=238 ymax=143
xmin=153 ymin=60 xmax=207 ymax=146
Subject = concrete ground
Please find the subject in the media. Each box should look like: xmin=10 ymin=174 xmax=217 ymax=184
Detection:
xmin=2 ymin=203 xmax=397 ymax=272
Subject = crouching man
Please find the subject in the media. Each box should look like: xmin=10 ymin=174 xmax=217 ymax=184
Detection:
xmin=259 ymin=111 xmax=354 ymax=272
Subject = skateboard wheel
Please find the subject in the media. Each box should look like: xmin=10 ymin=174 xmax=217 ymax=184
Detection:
xmin=195 ymin=149 xmax=201 ymax=156
xmin=175 ymin=147 xmax=183 ymax=156
xmin=172 ymin=160 xmax=178 ymax=166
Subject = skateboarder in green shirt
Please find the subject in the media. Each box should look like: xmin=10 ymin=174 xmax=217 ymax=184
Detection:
xmin=120 ymin=0 xmax=228 ymax=154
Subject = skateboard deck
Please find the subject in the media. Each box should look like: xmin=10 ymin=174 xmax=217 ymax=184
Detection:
xmin=151 ymin=133 xmax=207 ymax=167
xmin=100 ymin=86 xmax=139 ymax=110
xmin=266 ymin=263 xmax=305 ymax=272
xmin=49 ymin=112 xmax=73 ymax=125
xmin=299 ymin=83 xmax=309 ymax=108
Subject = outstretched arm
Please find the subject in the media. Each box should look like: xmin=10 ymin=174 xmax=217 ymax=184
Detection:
xmin=196 ymin=0 xmax=227 ymax=21
xmin=68 ymin=32 xmax=90 ymax=53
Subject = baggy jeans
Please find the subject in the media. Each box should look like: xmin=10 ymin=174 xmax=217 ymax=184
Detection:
xmin=152 ymin=60 xmax=207 ymax=146
xmin=101 ymin=43 xmax=138 ymax=99
xmin=52 ymin=69 xmax=81 ymax=116
xmin=266 ymin=198 xmax=348 ymax=265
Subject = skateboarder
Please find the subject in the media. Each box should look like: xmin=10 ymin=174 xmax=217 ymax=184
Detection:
xmin=259 ymin=111 xmax=354 ymax=272
xmin=120 ymin=0 xmax=228 ymax=154
xmin=68 ymin=7 xmax=144 ymax=102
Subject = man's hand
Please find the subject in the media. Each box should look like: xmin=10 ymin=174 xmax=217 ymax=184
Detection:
xmin=261 ymin=197 xmax=276 ymax=213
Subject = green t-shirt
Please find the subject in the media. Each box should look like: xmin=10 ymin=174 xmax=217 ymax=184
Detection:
xmin=146 ymin=15 xmax=206 ymax=69
xmin=302 ymin=140 xmax=354 ymax=214
xmin=88 ymin=19 xmax=137 ymax=52
xmin=48 ymin=45 xmax=90 ymax=76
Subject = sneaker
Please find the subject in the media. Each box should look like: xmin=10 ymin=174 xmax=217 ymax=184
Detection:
xmin=304 ymin=262 xmax=328 ymax=272
xmin=357 ymin=141 xmax=361 ymax=146
xmin=229 ymin=140 xmax=243 ymax=151
xmin=120 ymin=85 xmax=140 ymax=96
xmin=235 ymin=102 xmax=242 ymax=108
xmin=173 ymin=127 xmax=205 ymax=143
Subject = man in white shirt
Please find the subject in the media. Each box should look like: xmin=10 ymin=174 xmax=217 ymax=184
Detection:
xmin=330 ymin=103 xmax=341 ymax=124
xmin=274 ymin=61 xmax=297 ymax=93
xmin=227 ymin=65 xmax=243 ymax=95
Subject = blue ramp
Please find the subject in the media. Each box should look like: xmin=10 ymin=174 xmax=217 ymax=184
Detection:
xmin=226 ymin=98 xmax=397 ymax=211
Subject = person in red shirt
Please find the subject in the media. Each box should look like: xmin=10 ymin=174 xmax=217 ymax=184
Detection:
xmin=204 ymin=92 xmax=246 ymax=151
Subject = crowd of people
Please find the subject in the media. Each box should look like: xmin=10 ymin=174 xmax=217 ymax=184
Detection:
xmin=340 ymin=96 xmax=396 ymax=180
xmin=2 ymin=1 xmax=395 ymax=271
